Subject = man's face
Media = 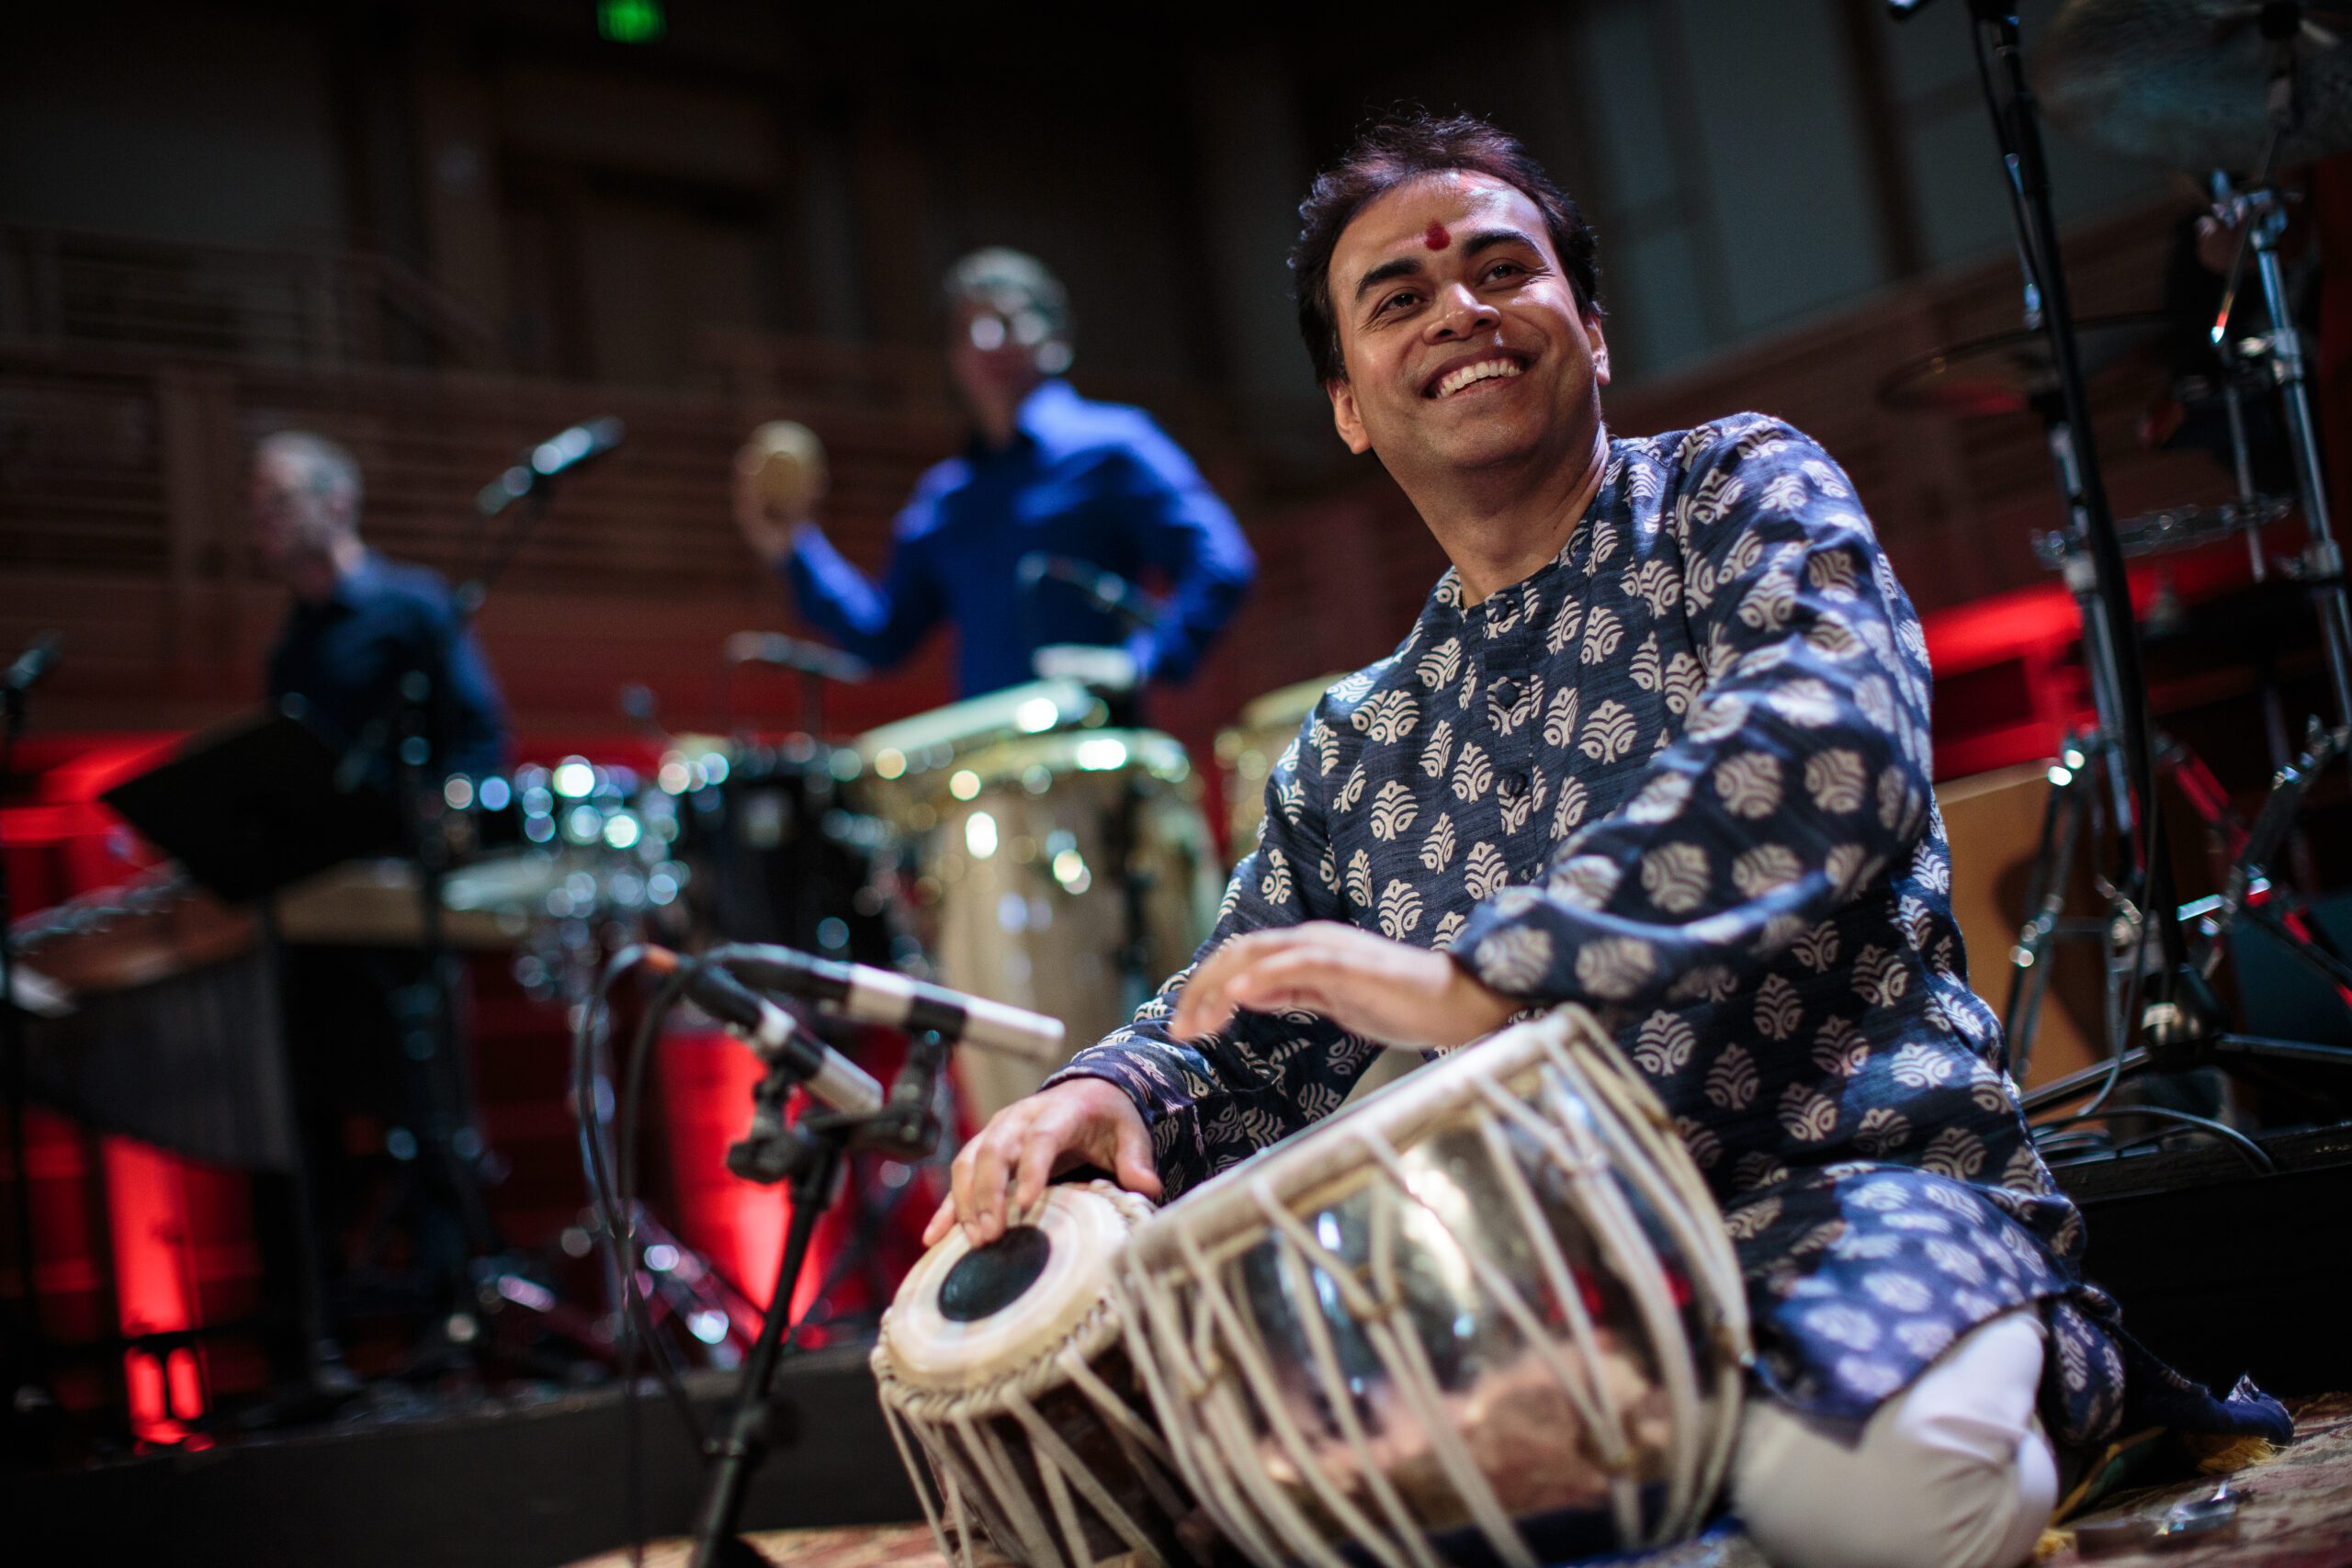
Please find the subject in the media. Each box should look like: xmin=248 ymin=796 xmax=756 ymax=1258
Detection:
xmin=249 ymin=451 xmax=347 ymax=582
xmin=1324 ymin=172 xmax=1608 ymax=477
xmin=946 ymin=296 xmax=1050 ymax=412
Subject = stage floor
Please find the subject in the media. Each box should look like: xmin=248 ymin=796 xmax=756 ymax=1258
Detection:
xmin=569 ymin=1394 xmax=2352 ymax=1568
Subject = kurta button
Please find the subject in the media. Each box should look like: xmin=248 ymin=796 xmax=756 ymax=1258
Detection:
xmin=1490 ymin=677 xmax=1520 ymax=707
xmin=1501 ymin=770 xmax=1530 ymax=798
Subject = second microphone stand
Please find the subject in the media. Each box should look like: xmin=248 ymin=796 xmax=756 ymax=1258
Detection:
xmin=687 ymin=1009 xmax=948 ymax=1568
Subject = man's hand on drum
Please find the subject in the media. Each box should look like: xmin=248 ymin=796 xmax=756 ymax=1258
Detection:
xmin=925 ymin=1076 xmax=1163 ymax=1247
xmin=929 ymin=924 xmax=1518 ymax=1248
xmin=1170 ymin=922 xmax=1519 ymax=1053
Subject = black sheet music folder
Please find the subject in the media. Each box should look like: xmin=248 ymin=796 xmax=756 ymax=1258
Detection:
xmin=101 ymin=713 xmax=403 ymax=903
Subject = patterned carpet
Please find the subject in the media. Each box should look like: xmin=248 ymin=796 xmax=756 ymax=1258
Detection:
xmin=567 ymin=1395 xmax=2352 ymax=1568
xmin=2041 ymin=1393 xmax=2352 ymax=1568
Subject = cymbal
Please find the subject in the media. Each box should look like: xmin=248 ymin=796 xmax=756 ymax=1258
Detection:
xmin=2035 ymin=0 xmax=2352 ymax=172
xmin=1877 ymin=313 xmax=2172 ymax=418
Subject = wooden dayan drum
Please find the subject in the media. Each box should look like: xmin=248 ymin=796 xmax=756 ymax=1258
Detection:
xmin=1112 ymin=1010 xmax=1751 ymax=1568
xmin=873 ymin=1181 xmax=1211 ymax=1568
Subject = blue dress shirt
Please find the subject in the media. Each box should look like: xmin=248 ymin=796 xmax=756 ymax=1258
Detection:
xmin=784 ymin=379 xmax=1256 ymax=697
xmin=266 ymin=552 xmax=511 ymax=781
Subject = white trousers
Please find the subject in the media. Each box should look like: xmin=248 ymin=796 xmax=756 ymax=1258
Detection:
xmin=1731 ymin=1313 xmax=2059 ymax=1568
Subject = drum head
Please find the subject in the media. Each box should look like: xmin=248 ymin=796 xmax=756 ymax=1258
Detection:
xmin=880 ymin=1182 xmax=1136 ymax=1395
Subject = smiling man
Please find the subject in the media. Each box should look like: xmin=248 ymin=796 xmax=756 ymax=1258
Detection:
xmin=923 ymin=115 xmax=2284 ymax=1567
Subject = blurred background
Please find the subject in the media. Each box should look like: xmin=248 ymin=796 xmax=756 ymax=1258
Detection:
xmin=0 ymin=0 xmax=2214 ymax=746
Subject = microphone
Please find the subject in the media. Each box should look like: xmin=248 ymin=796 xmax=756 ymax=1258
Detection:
xmin=650 ymin=950 xmax=885 ymax=1116
xmin=722 ymin=632 xmax=870 ymax=683
xmin=707 ymin=942 xmax=1067 ymax=1064
xmin=1016 ymin=553 xmax=1159 ymax=631
xmin=478 ymin=417 xmax=627 ymax=516
xmin=6 ymin=631 xmax=61 ymax=694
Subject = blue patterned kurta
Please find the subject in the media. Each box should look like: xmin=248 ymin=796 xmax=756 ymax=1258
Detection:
xmin=1050 ymin=413 xmax=2152 ymax=1444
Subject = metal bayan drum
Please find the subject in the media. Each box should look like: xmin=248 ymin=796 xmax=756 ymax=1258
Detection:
xmin=1114 ymin=1010 xmax=1750 ymax=1568
xmin=874 ymin=1180 xmax=1211 ymax=1568
xmin=923 ymin=729 xmax=1219 ymax=1117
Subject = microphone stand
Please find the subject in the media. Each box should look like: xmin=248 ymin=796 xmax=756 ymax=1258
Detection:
xmin=686 ymin=1020 xmax=947 ymax=1568
xmin=1 ymin=638 xmax=59 ymax=1436
xmin=320 ymin=467 xmax=571 ymax=1363
xmin=1936 ymin=3 xmax=2196 ymax=1089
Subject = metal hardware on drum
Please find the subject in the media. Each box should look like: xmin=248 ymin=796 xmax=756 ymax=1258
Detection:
xmin=1879 ymin=1 xmax=2352 ymax=1119
xmin=1114 ymin=1010 xmax=1748 ymax=1568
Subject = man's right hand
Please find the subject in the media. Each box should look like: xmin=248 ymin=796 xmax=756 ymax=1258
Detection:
xmin=730 ymin=462 xmax=802 ymax=567
xmin=922 ymin=1077 xmax=1162 ymax=1248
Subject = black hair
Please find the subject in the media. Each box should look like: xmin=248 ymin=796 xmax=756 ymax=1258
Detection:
xmin=1289 ymin=110 xmax=1601 ymax=385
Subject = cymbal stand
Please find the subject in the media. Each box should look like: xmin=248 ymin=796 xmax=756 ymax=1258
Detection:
xmin=2220 ymin=176 xmax=2352 ymax=728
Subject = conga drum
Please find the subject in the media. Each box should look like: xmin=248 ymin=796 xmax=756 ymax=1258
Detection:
xmin=873 ymin=1181 xmax=1216 ymax=1568
xmin=852 ymin=677 xmax=1107 ymax=838
xmin=1114 ymin=1010 xmax=1750 ymax=1568
xmin=1213 ymin=674 xmax=1346 ymax=868
xmin=922 ymin=728 xmax=1220 ymax=1117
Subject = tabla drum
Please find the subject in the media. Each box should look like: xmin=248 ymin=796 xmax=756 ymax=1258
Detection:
xmin=874 ymin=1180 xmax=1216 ymax=1568
xmin=1213 ymin=674 xmax=1347 ymax=868
xmin=1113 ymin=1010 xmax=1750 ymax=1568
xmin=918 ymin=729 xmax=1219 ymax=1118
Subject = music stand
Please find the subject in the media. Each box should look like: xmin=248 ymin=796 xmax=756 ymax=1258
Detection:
xmin=101 ymin=711 xmax=402 ymax=1394
xmin=101 ymin=713 xmax=401 ymax=902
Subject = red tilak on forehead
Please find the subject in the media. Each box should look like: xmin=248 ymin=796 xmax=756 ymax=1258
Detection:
xmin=1423 ymin=221 xmax=1452 ymax=251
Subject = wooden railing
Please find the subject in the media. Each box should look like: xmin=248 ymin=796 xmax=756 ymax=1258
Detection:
xmin=0 ymin=224 xmax=503 ymax=371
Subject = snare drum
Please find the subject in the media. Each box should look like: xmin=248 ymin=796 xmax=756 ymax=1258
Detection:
xmin=874 ymin=1181 xmax=1212 ymax=1568
xmin=922 ymin=729 xmax=1219 ymax=1117
xmin=1114 ymin=1010 xmax=1749 ymax=1568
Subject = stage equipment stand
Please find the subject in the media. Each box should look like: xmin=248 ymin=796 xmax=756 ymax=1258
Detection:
xmin=2 ymin=632 xmax=62 ymax=1443
xmin=1906 ymin=0 xmax=2352 ymax=1114
xmin=322 ymin=418 xmax=627 ymax=1363
xmin=1957 ymin=0 xmax=2180 ymax=985
xmin=100 ymin=714 xmax=408 ymax=1399
xmin=686 ymin=1010 xmax=949 ymax=1568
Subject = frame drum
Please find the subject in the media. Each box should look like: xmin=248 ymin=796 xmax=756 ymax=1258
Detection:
xmin=874 ymin=1181 xmax=1215 ymax=1568
xmin=1114 ymin=1010 xmax=1750 ymax=1568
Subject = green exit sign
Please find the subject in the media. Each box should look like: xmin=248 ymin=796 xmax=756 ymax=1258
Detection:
xmin=597 ymin=0 xmax=666 ymax=43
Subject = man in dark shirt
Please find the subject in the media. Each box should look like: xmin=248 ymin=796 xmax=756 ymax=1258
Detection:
xmin=248 ymin=430 xmax=511 ymax=1382
xmin=734 ymin=249 xmax=1257 ymax=699
xmin=254 ymin=431 xmax=508 ymax=780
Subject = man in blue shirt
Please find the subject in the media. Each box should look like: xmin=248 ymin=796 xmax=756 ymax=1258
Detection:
xmin=254 ymin=431 xmax=509 ymax=780
xmin=734 ymin=249 xmax=1256 ymax=699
